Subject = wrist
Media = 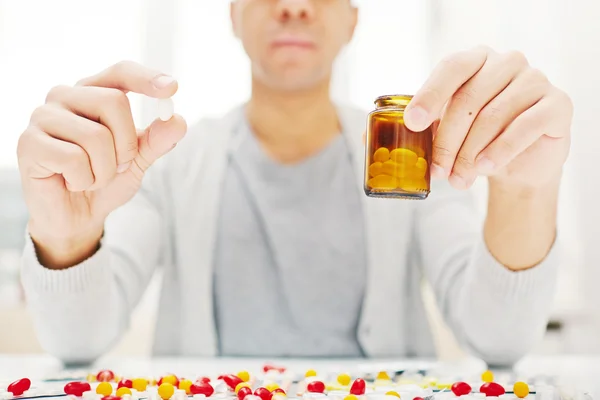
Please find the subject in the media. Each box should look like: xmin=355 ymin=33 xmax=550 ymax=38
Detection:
xmin=488 ymin=173 xmax=562 ymax=200
xmin=28 ymin=220 xmax=104 ymax=270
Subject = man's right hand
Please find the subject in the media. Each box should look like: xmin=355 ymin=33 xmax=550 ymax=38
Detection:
xmin=17 ymin=61 xmax=188 ymax=269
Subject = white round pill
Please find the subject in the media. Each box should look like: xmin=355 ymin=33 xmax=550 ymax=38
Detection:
xmin=158 ymin=98 xmax=174 ymax=121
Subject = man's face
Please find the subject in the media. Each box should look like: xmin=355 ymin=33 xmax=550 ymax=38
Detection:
xmin=231 ymin=0 xmax=358 ymax=91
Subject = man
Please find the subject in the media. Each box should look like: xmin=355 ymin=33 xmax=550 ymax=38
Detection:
xmin=18 ymin=0 xmax=570 ymax=365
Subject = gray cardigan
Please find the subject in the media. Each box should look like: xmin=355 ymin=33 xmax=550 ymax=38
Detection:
xmin=21 ymin=103 xmax=559 ymax=366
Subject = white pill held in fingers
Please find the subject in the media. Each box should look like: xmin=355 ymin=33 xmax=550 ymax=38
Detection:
xmin=158 ymin=98 xmax=174 ymax=121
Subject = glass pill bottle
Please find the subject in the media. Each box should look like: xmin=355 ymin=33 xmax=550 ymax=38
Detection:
xmin=364 ymin=94 xmax=433 ymax=199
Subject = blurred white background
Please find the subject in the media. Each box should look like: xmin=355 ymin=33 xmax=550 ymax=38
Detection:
xmin=0 ymin=0 xmax=599 ymax=358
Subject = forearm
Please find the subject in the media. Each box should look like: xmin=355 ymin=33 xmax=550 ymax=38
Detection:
xmin=484 ymin=175 xmax=561 ymax=271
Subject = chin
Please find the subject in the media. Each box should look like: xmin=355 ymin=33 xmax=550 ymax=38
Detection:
xmin=255 ymin=64 xmax=331 ymax=92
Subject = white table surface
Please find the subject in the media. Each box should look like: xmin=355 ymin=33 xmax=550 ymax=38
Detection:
xmin=0 ymin=355 xmax=596 ymax=399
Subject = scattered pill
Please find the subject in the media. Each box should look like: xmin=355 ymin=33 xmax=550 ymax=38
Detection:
xmin=116 ymin=388 xmax=132 ymax=397
xmin=96 ymin=382 xmax=113 ymax=397
xmin=349 ymin=379 xmax=366 ymax=395
xmin=7 ymin=378 xmax=31 ymax=396
xmin=190 ymin=382 xmax=214 ymax=397
xmin=481 ymin=371 xmax=494 ymax=383
xmin=65 ymin=382 xmax=92 ymax=397
xmin=158 ymin=383 xmax=175 ymax=400
xmin=337 ymin=374 xmax=351 ymax=386
xmin=451 ymin=382 xmax=471 ymax=396
xmin=306 ymin=382 xmax=325 ymax=394
xmin=238 ymin=387 xmax=253 ymax=400
xmin=480 ymin=382 xmax=504 ymax=397
xmin=97 ymin=371 xmax=115 ymax=383
xmin=254 ymin=387 xmax=273 ymax=400
xmin=237 ymin=371 xmax=250 ymax=383
xmin=513 ymin=382 xmax=529 ymax=398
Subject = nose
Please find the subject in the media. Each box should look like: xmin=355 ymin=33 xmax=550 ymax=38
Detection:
xmin=276 ymin=0 xmax=315 ymax=22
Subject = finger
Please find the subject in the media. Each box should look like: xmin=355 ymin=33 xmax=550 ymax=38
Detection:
xmin=474 ymin=91 xmax=567 ymax=175
xmin=432 ymin=51 xmax=530 ymax=178
xmin=30 ymin=104 xmax=118 ymax=189
xmin=404 ymin=45 xmax=489 ymax=132
xmin=46 ymin=85 xmax=138 ymax=169
xmin=18 ymin=128 xmax=94 ymax=192
xmin=129 ymin=114 xmax=188 ymax=176
xmin=76 ymin=60 xmax=178 ymax=99
xmin=449 ymin=67 xmax=549 ymax=188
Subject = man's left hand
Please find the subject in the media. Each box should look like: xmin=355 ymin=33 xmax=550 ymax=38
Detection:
xmin=404 ymin=45 xmax=573 ymax=191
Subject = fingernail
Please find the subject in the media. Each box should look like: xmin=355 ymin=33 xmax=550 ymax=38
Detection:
xmin=117 ymin=161 xmax=131 ymax=173
xmin=476 ymin=155 xmax=495 ymax=173
xmin=153 ymin=75 xmax=176 ymax=89
xmin=405 ymin=106 xmax=429 ymax=131
xmin=431 ymin=163 xmax=448 ymax=178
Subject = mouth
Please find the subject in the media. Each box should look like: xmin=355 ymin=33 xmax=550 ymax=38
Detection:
xmin=271 ymin=34 xmax=316 ymax=49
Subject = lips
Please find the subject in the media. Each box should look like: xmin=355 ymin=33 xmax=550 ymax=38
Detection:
xmin=271 ymin=34 xmax=316 ymax=49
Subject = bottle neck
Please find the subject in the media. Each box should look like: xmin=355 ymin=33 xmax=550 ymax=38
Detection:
xmin=374 ymin=95 xmax=413 ymax=110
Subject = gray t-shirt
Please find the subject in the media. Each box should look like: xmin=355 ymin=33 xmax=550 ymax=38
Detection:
xmin=213 ymin=117 xmax=367 ymax=357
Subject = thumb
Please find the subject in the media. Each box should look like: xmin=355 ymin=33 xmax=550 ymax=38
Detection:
xmin=134 ymin=114 xmax=188 ymax=171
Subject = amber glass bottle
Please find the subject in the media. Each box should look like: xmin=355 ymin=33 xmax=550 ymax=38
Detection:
xmin=364 ymin=95 xmax=433 ymax=199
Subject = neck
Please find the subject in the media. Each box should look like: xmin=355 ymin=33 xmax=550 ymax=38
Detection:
xmin=245 ymin=76 xmax=341 ymax=164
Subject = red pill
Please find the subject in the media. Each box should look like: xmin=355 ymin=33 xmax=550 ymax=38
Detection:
xmin=306 ymin=381 xmax=325 ymax=394
xmin=64 ymin=382 xmax=92 ymax=397
xmin=414 ymin=398 xmax=424 ymax=400
xmin=102 ymin=396 xmax=122 ymax=400
xmin=8 ymin=378 xmax=31 ymax=396
xmin=254 ymin=387 xmax=273 ymax=400
xmin=238 ymin=387 xmax=253 ymax=400
xmin=97 ymin=370 xmax=115 ymax=382
xmin=272 ymin=389 xmax=286 ymax=395
xmin=480 ymin=382 xmax=505 ymax=397
xmin=118 ymin=380 xmax=133 ymax=389
xmin=197 ymin=377 xmax=211 ymax=384
xmin=350 ymin=379 xmax=366 ymax=395
xmin=306 ymin=381 xmax=325 ymax=393
xmin=451 ymin=382 xmax=472 ymax=396
xmin=190 ymin=382 xmax=214 ymax=397
xmin=223 ymin=375 xmax=243 ymax=391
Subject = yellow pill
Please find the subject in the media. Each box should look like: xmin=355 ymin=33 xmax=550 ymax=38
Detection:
xmin=415 ymin=157 xmax=427 ymax=171
xmin=237 ymin=371 xmax=250 ymax=383
xmin=179 ymin=379 xmax=193 ymax=395
xmin=337 ymin=373 xmax=351 ymax=386
xmin=373 ymin=147 xmax=390 ymax=163
xmin=513 ymin=382 xmax=529 ymax=398
xmin=116 ymin=387 xmax=132 ymax=397
xmin=369 ymin=162 xmax=384 ymax=178
xmin=368 ymin=174 xmax=398 ymax=190
xmin=390 ymin=148 xmax=418 ymax=165
xmin=305 ymin=369 xmax=317 ymax=378
xmin=162 ymin=376 xmax=178 ymax=386
xmin=86 ymin=373 xmax=97 ymax=383
xmin=436 ymin=383 xmax=452 ymax=390
xmin=96 ymin=382 xmax=112 ymax=397
xmin=382 ymin=160 xmax=413 ymax=178
xmin=482 ymin=370 xmax=494 ymax=383
xmin=385 ymin=391 xmax=400 ymax=398
xmin=376 ymin=371 xmax=390 ymax=381
xmin=265 ymin=382 xmax=279 ymax=392
xmin=344 ymin=396 xmax=359 ymax=400
xmin=132 ymin=378 xmax=148 ymax=392
xmin=400 ymin=177 xmax=427 ymax=191
xmin=158 ymin=383 xmax=175 ymax=400
xmin=235 ymin=382 xmax=251 ymax=393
